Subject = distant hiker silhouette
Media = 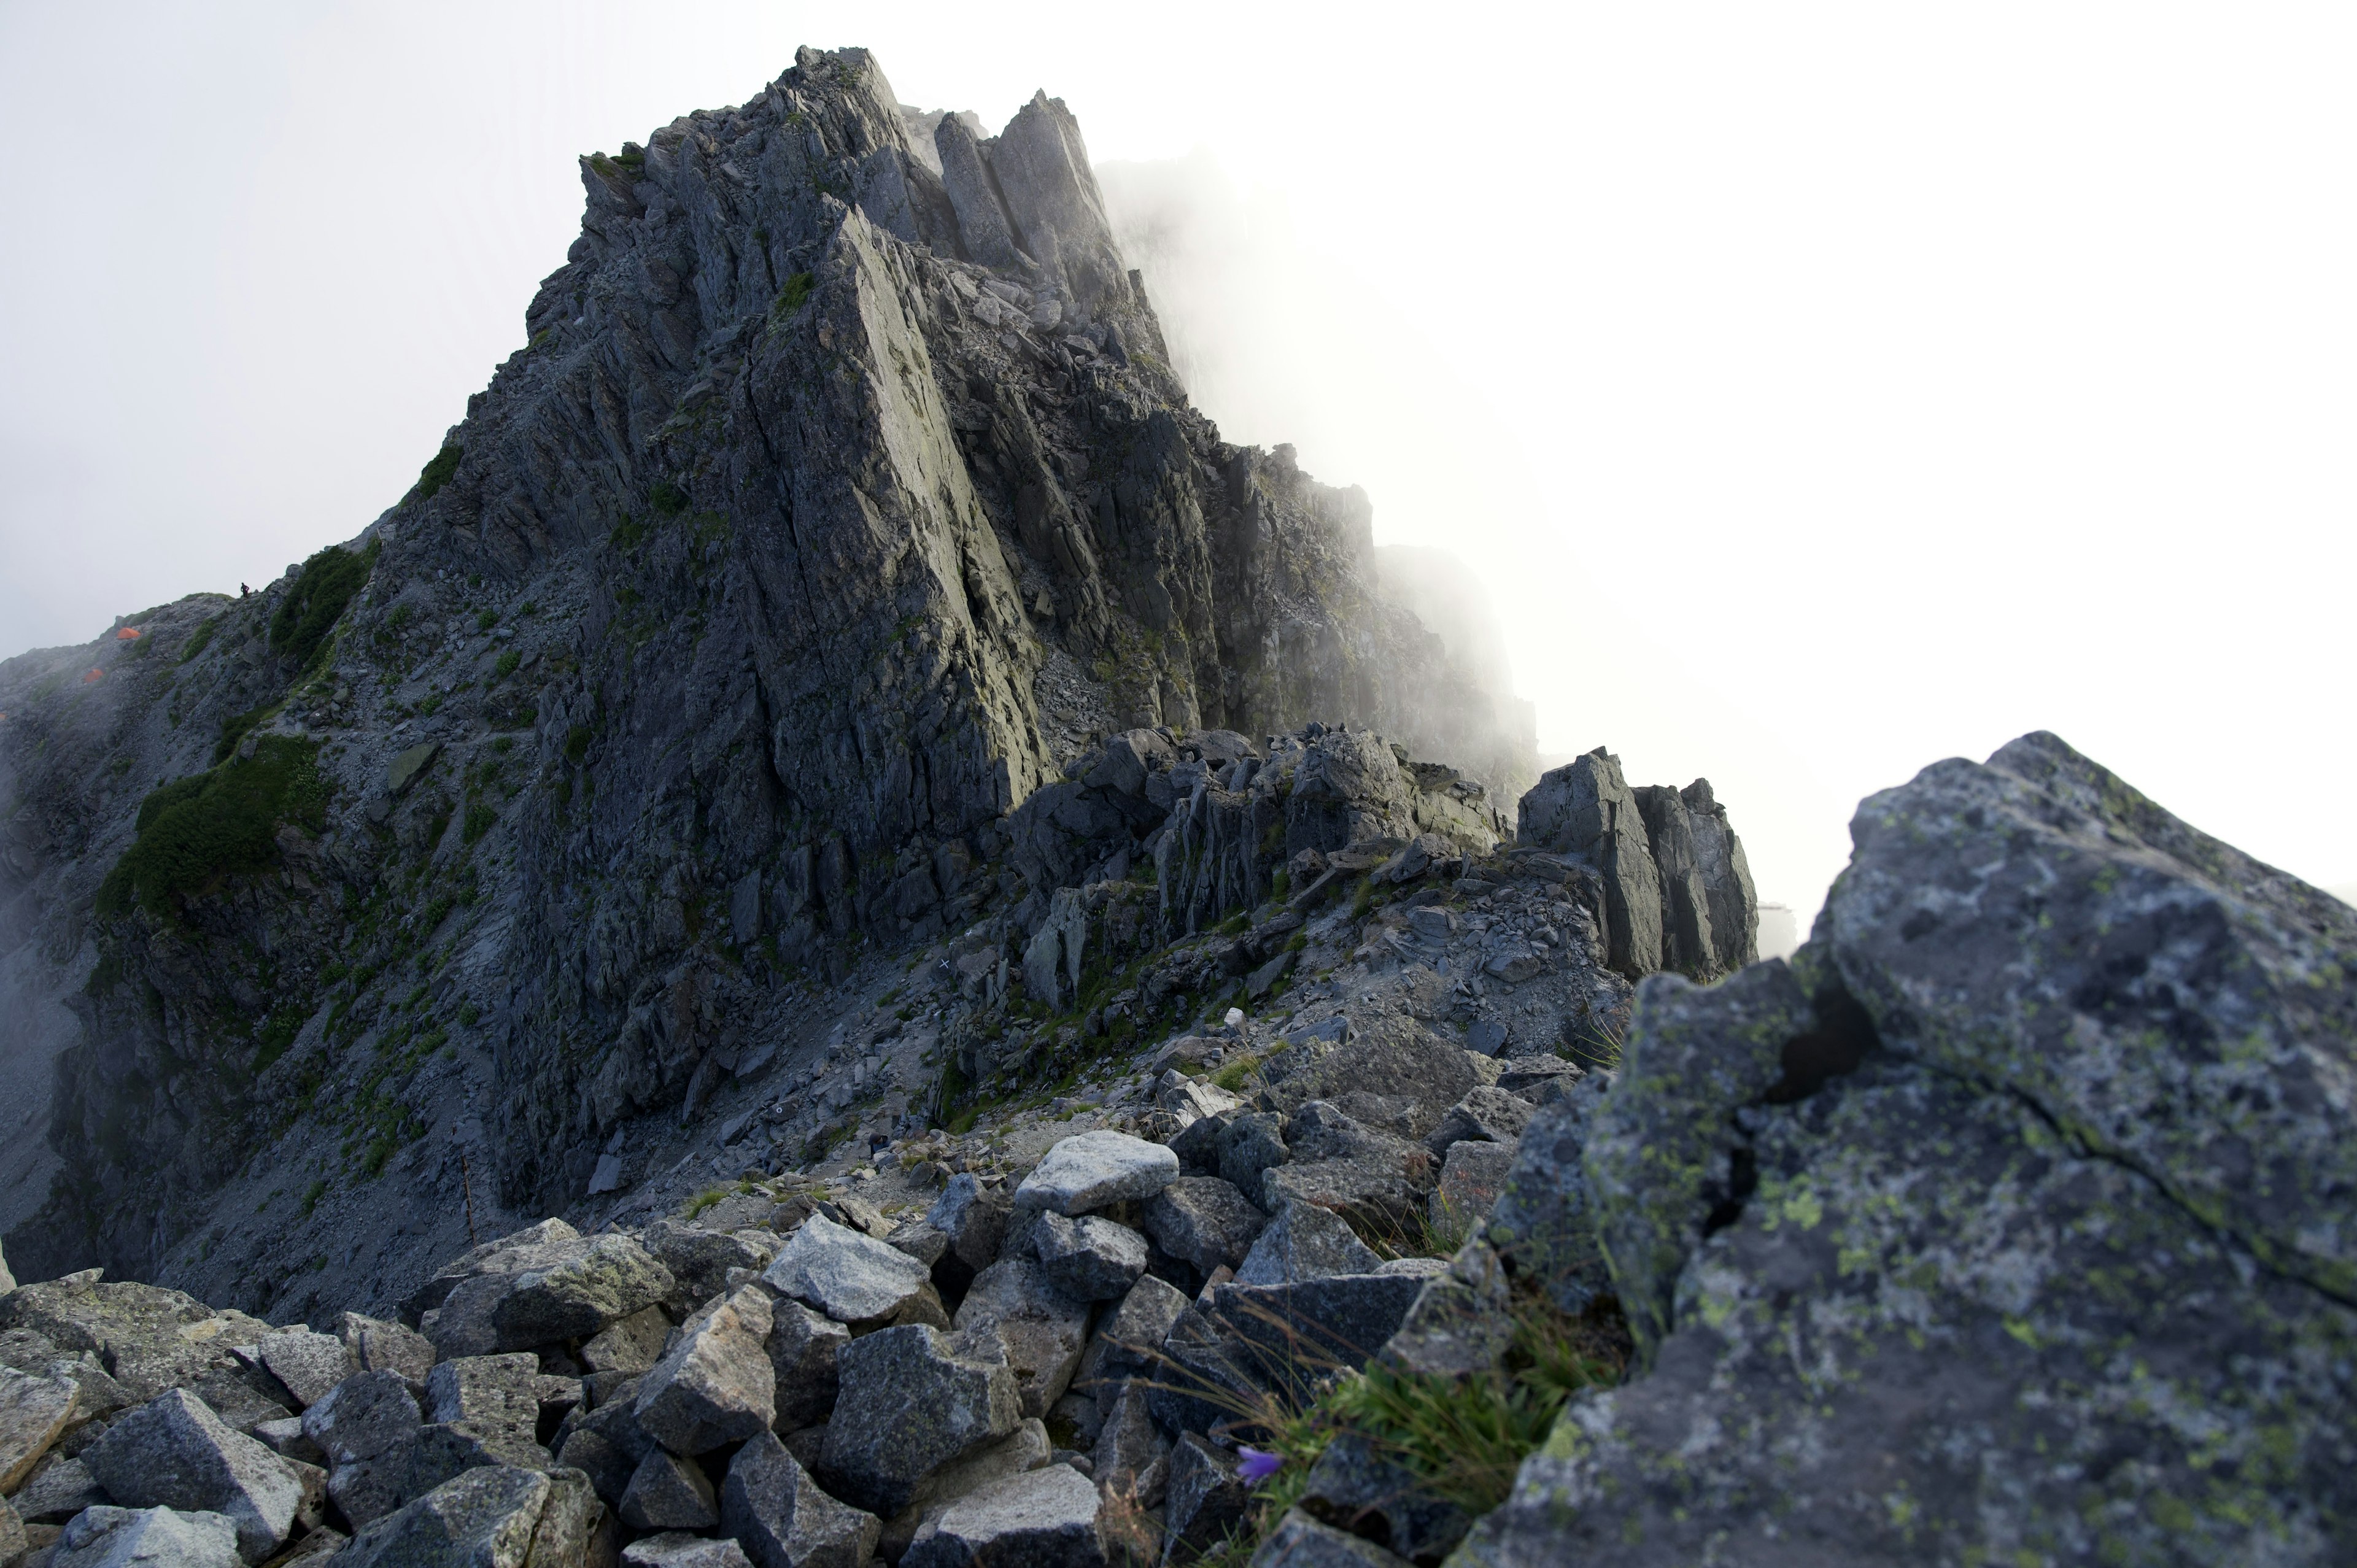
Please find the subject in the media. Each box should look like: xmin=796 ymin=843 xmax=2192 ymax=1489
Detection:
xmin=241 ymin=583 xmax=250 ymax=597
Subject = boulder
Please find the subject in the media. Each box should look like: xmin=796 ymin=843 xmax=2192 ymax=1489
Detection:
xmin=0 ymin=1280 xmax=284 ymax=1429
xmin=1217 ymin=1113 xmax=1291 ymax=1195
xmin=764 ymin=1216 xmax=936 ymax=1326
xmin=0 ymin=1363 xmax=77 ymax=1491
xmin=1418 ymin=1088 xmax=1532 ymax=1158
xmin=1298 ymin=1431 xmax=1471 ymax=1564
xmin=333 ymin=1464 xmax=595 ymax=1568
xmin=428 ymin=1234 xmax=675 ymax=1357
xmin=1033 ymin=1215 xmax=1147 ymax=1302
xmin=901 ymin=1464 xmax=1105 ymax=1568
xmin=817 ymin=1325 xmax=1021 ymax=1515
xmin=1250 ymin=1506 xmax=1413 ymax=1566
xmin=1162 ymin=1434 xmax=1250 ymax=1561
xmin=766 ymin=1298 xmax=851 ymax=1434
xmin=300 ymin=1370 xmax=422 ymax=1529
xmin=1461 ymin=733 xmax=2357 ymax=1565
xmin=1375 ymin=1240 xmax=1513 ymax=1383
xmin=1430 ymin=1142 xmax=1516 ymax=1230
xmin=423 ymin=1354 xmax=543 ymax=1445
xmin=633 ymin=1284 xmax=775 ymax=1454
xmin=14 ymin=1452 xmax=108 ymax=1523
xmin=582 ymin=1306 xmax=671 ymax=1376
xmin=1089 ymin=1381 xmax=1167 ymax=1505
xmin=1233 ymin=1201 xmax=1381 ymax=1288
xmin=79 ymin=1388 xmax=304 ymax=1562
xmin=875 ymin=1419 xmax=1052 ymax=1561
xmin=1140 ymin=1178 xmax=1266 ymax=1274
xmin=1072 ymin=1275 xmax=1188 ymax=1397
xmin=553 ymin=1392 xmax=655 ymax=1510
xmin=722 ymin=1429 xmax=882 ymax=1568
xmin=1515 ymin=749 xmax=1663 ymax=978
xmin=251 ymin=1330 xmax=354 ymax=1412
xmin=624 ymin=1534 xmax=756 ymax=1568
xmin=1256 ymin=1019 xmax=1477 ymax=1138
xmin=1013 ymin=1132 xmax=1179 ymax=1216
xmin=402 ymin=1219 xmax=584 ymax=1319
xmin=620 ymin=1446 xmax=719 ymax=1530
xmin=926 ymin=1175 xmax=1012 ymax=1296
xmin=338 ymin=1314 xmax=436 ymax=1386
xmin=47 ymin=1505 xmax=243 ymax=1568
xmin=950 ymin=1261 xmax=1091 ymax=1418
xmin=1199 ymin=1275 xmax=1430 ymax=1402
xmin=1479 ymin=1076 xmax=1611 ymax=1315
xmin=400 ymin=1418 xmax=552 ymax=1500
xmin=640 ymin=1218 xmax=780 ymax=1305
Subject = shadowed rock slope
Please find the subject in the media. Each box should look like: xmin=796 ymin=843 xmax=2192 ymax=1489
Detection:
xmin=0 ymin=49 xmax=1547 ymax=1295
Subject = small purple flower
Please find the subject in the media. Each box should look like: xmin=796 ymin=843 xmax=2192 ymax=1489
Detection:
xmin=1237 ymin=1446 xmax=1283 ymax=1484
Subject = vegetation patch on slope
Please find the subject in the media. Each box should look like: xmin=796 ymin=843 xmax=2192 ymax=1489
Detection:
xmin=96 ymin=736 xmax=328 ymax=917
xmin=269 ymin=541 xmax=378 ymax=668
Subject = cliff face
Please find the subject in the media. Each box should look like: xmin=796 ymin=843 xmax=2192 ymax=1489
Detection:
xmin=0 ymin=48 xmax=1542 ymax=1291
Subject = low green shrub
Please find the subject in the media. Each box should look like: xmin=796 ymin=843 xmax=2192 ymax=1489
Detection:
xmin=410 ymin=444 xmax=462 ymax=504
xmin=270 ymin=542 xmax=377 ymax=668
xmin=97 ymin=737 xmax=328 ymax=917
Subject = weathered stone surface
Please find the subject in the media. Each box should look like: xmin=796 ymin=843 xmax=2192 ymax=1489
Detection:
xmin=1088 ymin=1381 xmax=1167 ymax=1505
xmin=400 ymin=1417 xmax=552 ymax=1500
xmin=252 ymin=1330 xmax=355 ymax=1412
xmin=428 ymin=1234 xmax=675 ymax=1358
xmin=0 ymin=1362 xmax=77 ymax=1491
xmin=926 ymin=1175 xmax=1012 ymax=1296
xmin=1033 ymin=1215 xmax=1147 ymax=1303
xmin=581 ymin=1306 xmax=670 ymax=1376
xmin=765 ymin=1298 xmax=850 ymax=1434
xmin=15 ymin=1451 xmax=108 ymax=1523
xmin=1250 ymin=1506 xmax=1412 ymax=1566
xmin=764 ymin=1216 xmax=934 ymax=1326
xmin=1162 ymin=1434 xmax=1250 ymax=1561
xmin=1463 ymin=733 xmax=2357 ymax=1565
xmin=338 ymin=1315 xmax=436 ymax=1387
xmin=1375 ymin=1240 xmax=1512 ymax=1383
xmin=722 ymin=1429 xmax=881 ymax=1568
xmin=1197 ymin=1275 xmax=1428 ymax=1402
xmin=1255 ymin=1024 xmax=1477 ymax=1140
xmin=300 ymin=1369 xmax=422 ymax=1529
xmin=640 ymin=1218 xmax=780 ymax=1305
xmin=403 ymin=1221 xmax=582 ymax=1320
xmin=1299 ymin=1431 xmax=1470 ymax=1564
xmin=877 ymin=1418 xmax=1052 ymax=1560
xmin=553 ymin=1389 xmax=654 ymax=1510
xmin=1072 ymin=1274 xmax=1188 ymax=1397
xmin=818 ymin=1325 xmax=1021 ymax=1515
xmin=1233 ymin=1201 xmax=1380 ymax=1288
xmin=1480 ymin=1076 xmax=1611 ymax=1315
xmin=633 ymin=1284 xmax=775 ymax=1454
xmin=1418 ymin=1088 xmax=1531 ymax=1158
xmin=1517 ymin=750 xmax=1663 ymax=979
xmin=620 ymin=1445 xmax=719 ymax=1530
xmin=1013 ymin=1133 xmax=1178 ymax=1216
xmin=902 ymin=1463 xmax=1105 ymax=1568
xmin=334 ymin=1463 xmax=590 ymax=1567
xmin=48 ymin=1504 xmax=244 ymax=1568
xmin=623 ymin=1532 xmax=755 ymax=1568
xmin=0 ymin=1280 xmax=282 ymax=1430
xmin=1140 ymin=1178 xmax=1266 ymax=1274
xmin=1216 ymin=1113 xmax=1291 ymax=1196
xmin=80 ymin=1388 xmax=304 ymax=1562
xmin=423 ymin=1354 xmax=543 ymax=1445
xmin=1429 ymin=1141 xmax=1515 ymax=1230
xmin=950 ymin=1261 xmax=1091 ymax=1418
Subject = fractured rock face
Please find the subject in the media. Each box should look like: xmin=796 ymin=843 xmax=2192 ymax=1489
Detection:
xmin=764 ymin=1215 xmax=936 ymax=1326
xmin=1463 ymin=732 xmax=2357 ymax=1566
xmin=251 ymin=1329 xmax=355 ymax=1412
xmin=900 ymin=1462 xmax=1105 ymax=1568
xmin=1233 ymin=1200 xmax=1381 ymax=1288
xmin=950 ymin=1260 xmax=1092 ymax=1418
xmin=1139 ymin=1177 xmax=1266 ymax=1275
xmin=765 ymin=1297 xmax=851 ymax=1434
xmin=1012 ymin=1132 xmax=1179 ymax=1216
xmin=633 ymin=1284 xmax=776 ymax=1454
xmin=818 ymin=1324 xmax=1021 ymax=1515
xmin=335 ymin=1463 xmax=595 ymax=1568
xmin=79 ymin=1388 xmax=305 ymax=1563
xmin=621 ymin=1446 xmax=720 ymax=1530
xmin=721 ymin=1430 xmax=881 ymax=1568
xmin=428 ymin=1232 xmax=675 ymax=1357
xmin=0 ymin=1362 xmax=77 ymax=1491
xmin=1032 ymin=1213 xmax=1148 ymax=1302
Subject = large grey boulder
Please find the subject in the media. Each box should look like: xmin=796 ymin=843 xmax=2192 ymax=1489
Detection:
xmin=1032 ymin=1215 xmax=1147 ymax=1302
xmin=817 ymin=1325 xmax=1021 ymax=1515
xmin=0 ymin=1362 xmax=77 ymax=1491
xmin=1234 ymin=1200 xmax=1380 ymax=1288
xmin=14 ymin=1451 xmax=109 ymax=1524
xmin=620 ymin=1446 xmax=719 ymax=1530
xmin=633 ymin=1284 xmax=775 ymax=1454
xmin=1012 ymin=1132 xmax=1178 ymax=1216
xmin=640 ymin=1218 xmax=780 ymax=1306
xmin=0 ymin=1280 xmax=285 ymax=1430
xmin=765 ymin=1297 xmax=851 ymax=1435
xmin=1140 ymin=1178 xmax=1266 ymax=1274
xmin=300 ymin=1370 xmax=422 ymax=1529
xmin=950 ymin=1261 xmax=1091 ymax=1418
xmin=1419 ymin=1087 xmax=1532 ymax=1158
xmin=764 ymin=1216 xmax=935 ymax=1326
xmin=80 ymin=1388 xmax=304 ymax=1562
xmin=338 ymin=1314 xmax=436 ymax=1386
xmin=403 ymin=1219 xmax=582 ymax=1320
xmin=333 ymin=1463 xmax=596 ymax=1567
xmin=1479 ymin=1075 xmax=1612 ymax=1315
xmin=48 ymin=1505 xmax=244 ymax=1568
xmin=721 ymin=1431 xmax=881 ymax=1568
xmin=624 ymin=1534 xmax=754 ymax=1568
xmin=1517 ymin=749 xmax=1663 ymax=978
xmin=876 ymin=1419 xmax=1051 ymax=1561
xmin=1249 ymin=1507 xmax=1411 ymax=1566
xmin=901 ymin=1463 xmax=1105 ymax=1568
xmin=1089 ymin=1381 xmax=1167 ymax=1505
xmin=1461 ymin=733 xmax=2357 ymax=1566
xmin=1161 ymin=1434 xmax=1250 ymax=1562
xmin=251 ymin=1330 xmax=355 ymax=1412
xmin=428 ymin=1233 xmax=675 ymax=1357
xmin=581 ymin=1306 xmax=670 ymax=1377
xmin=1072 ymin=1275 xmax=1188 ymax=1397
xmin=423 ymin=1354 xmax=543 ymax=1446
xmin=1430 ymin=1141 xmax=1516 ymax=1230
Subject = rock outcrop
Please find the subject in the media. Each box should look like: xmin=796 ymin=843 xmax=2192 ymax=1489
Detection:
xmin=0 ymin=44 xmax=1538 ymax=1302
xmin=1465 ymin=732 xmax=2357 ymax=1564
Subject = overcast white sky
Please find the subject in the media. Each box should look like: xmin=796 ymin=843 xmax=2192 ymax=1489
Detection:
xmin=3 ymin=2 xmax=2351 ymax=924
